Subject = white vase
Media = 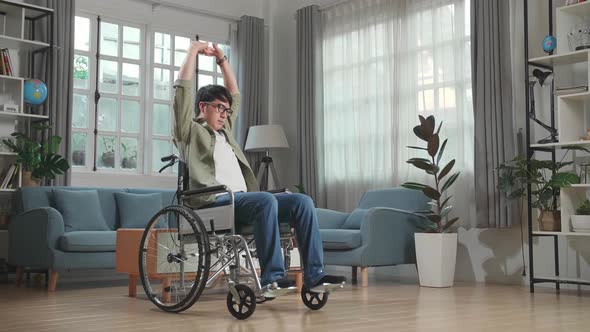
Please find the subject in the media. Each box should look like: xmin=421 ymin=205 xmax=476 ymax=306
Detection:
xmin=415 ymin=232 xmax=458 ymax=288
xmin=571 ymin=215 xmax=590 ymax=232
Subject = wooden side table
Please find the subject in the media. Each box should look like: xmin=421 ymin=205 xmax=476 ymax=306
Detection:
xmin=115 ymin=228 xmax=143 ymax=297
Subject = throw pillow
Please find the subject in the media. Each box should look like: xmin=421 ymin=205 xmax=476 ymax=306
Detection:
xmin=53 ymin=189 xmax=110 ymax=232
xmin=115 ymin=192 xmax=163 ymax=229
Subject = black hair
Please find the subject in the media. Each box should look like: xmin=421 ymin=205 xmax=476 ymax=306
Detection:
xmin=195 ymin=84 xmax=232 ymax=115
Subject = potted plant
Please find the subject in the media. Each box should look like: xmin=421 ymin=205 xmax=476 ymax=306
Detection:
xmin=72 ymin=134 xmax=85 ymax=166
xmin=497 ymin=151 xmax=583 ymax=231
xmin=121 ymin=142 xmax=137 ymax=169
xmin=101 ymin=136 xmax=115 ymax=168
xmin=1 ymin=124 xmax=70 ymax=186
xmin=571 ymin=199 xmax=590 ymax=232
xmin=401 ymin=115 xmax=460 ymax=288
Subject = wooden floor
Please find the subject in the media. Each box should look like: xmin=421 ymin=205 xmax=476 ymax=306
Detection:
xmin=1 ymin=278 xmax=590 ymax=332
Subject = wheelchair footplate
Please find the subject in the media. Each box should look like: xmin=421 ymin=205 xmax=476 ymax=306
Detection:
xmin=260 ymin=284 xmax=298 ymax=298
xmin=309 ymin=281 xmax=346 ymax=294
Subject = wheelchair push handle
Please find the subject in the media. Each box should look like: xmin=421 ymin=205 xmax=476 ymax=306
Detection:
xmin=159 ymin=154 xmax=179 ymax=173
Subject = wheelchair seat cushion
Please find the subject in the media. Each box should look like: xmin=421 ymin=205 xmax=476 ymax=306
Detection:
xmin=237 ymin=221 xmax=292 ymax=236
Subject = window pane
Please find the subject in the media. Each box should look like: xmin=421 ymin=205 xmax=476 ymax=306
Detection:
xmin=121 ymin=100 xmax=140 ymax=133
xmin=175 ymin=36 xmax=190 ymax=67
xmin=122 ymin=63 xmax=140 ymax=96
xmin=98 ymin=97 xmax=117 ymax=131
xmin=71 ymin=132 xmax=87 ymax=167
xmin=154 ymin=32 xmax=171 ymax=65
xmin=72 ymin=93 xmax=88 ymax=128
xmin=198 ymin=74 xmax=213 ymax=89
xmin=438 ymin=87 xmax=456 ymax=109
xmin=100 ymin=22 xmax=119 ymax=57
xmin=153 ymin=103 xmax=170 ymax=136
xmin=74 ymin=17 xmax=90 ymax=51
xmin=418 ymin=89 xmax=434 ymax=112
xmin=152 ymin=139 xmax=170 ymax=172
xmin=99 ymin=60 xmax=118 ymax=93
xmin=120 ymin=137 xmax=138 ymax=169
xmin=198 ymin=54 xmax=214 ymax=72
xmin=98 ymin=135 xmax=116 ymax=168
xmin=153 ymin=68 xmax=170 ymax=100
xmin=73 ymin=55 xmax=89 ymax=89
xmin=123 ymin=26 xmax=141 ymax=60
xmin=217 ymin=77 xmax=224 ymax=86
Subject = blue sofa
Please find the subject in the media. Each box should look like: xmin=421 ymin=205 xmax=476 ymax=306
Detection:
xmin=8 ymin=186 xmax=175 ymax=291
xmin=317 ymin=188 xmax=431 ymax=286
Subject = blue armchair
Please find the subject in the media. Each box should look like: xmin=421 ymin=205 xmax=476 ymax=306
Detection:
xmin=317 ymin=188 xmax=430 ymax=286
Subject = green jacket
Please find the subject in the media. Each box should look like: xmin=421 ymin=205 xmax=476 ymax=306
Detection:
xmin=172 ymin=79 xmax=259 ymax=207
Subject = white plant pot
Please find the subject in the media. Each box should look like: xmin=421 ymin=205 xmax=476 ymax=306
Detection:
xmin=571 ymin=215 xmax=590 ymax=232
xmin=415 ymin=232 xmax=458 ymax=288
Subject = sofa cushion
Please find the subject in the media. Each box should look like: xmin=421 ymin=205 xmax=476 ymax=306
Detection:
xmin=59 ymin=231 xmax=117 ymax=252
xmin=341 ymin=209 xmax=368 ymax=229
xmin=320 ymin=229 xmax=362 ymax=250
xmin=115 ymin=192 xmax=162 ymax=228
xmin=53 ymin=189 xmax=110 ymax=232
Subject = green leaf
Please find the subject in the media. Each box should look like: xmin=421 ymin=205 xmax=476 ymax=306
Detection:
xmin=407 ymin=145 xmax=428 ymax=151
xmin=413 ymin=125 xmax=429 ymax=142
xmin=402 ymin=182 xmax=427 ymax=190
xmin=439 ymin=159 xmax=456 ymax=180
xmin=440 ymin=196 xmax=452 ymax=209
xmin=423 ymin=115 xmax=435 ymax=138
xmin=427 ymin=213 xmax=442 ymax=224
xmin=441 ymin=172 xmax=460 ymax=193
xmin=549 ymin=172 xmax=579 ymax=187
xmin=422 ymin=186 xmax=441 ymax=200
xmin=427 ymin=134 xmax=440 ymax=158
xmin=440 ymin=206 xmax=453 ymax=218
xmin=407 ymin=159 xmax=435 ymax=173
xmin=437 ymin=139 xmax=448 ymax=165
xmin=436 ymin=121 xmax=443 ymax=135
xmin=564 ymin=145 xmax=590 ymax=153
xmin=442 ymin=217 xmax=460 ymax=232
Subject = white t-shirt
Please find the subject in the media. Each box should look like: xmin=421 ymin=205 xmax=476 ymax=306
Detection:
xmin=213 ymin=130 xmax=248 ymax=194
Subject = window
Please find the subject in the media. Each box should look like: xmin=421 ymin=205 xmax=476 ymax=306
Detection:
xmin=72 ymin=16 xmax=230 ymax=176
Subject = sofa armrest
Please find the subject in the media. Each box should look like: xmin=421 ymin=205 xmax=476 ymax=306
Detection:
xmin=358 ymin=207 xmax=430 ymax=265
xmin=8 ymin=207 xmax=65 ymax=269
xmin=316 ymin=208 xmax=349 ymax=229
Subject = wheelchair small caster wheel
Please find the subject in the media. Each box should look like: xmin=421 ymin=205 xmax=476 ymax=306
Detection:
xmin=227 ymin=284 xmax=256 ymax=319
xmin=301 ymin=286 xmax=328 ymax=310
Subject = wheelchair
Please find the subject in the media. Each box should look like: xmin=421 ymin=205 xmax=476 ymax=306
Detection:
xmin=138 ymin=154 xmax=343 ymax=319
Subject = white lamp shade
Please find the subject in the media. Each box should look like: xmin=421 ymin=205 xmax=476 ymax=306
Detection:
xmin=244 ymin=125 xmax=289 ymax=152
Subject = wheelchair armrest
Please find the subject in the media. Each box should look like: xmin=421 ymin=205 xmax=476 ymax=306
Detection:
xmin=183 ymin=185 xmax=229 ymax=197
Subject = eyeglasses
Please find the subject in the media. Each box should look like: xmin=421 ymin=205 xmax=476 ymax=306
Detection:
xmin=204 ymin=102 xmax=233 ymax=116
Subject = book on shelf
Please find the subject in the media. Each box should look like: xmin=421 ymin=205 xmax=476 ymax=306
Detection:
xmin=554 ymin=85 xmax=589 ymax=95
xmin=0 ymin=164 xmax=18 ymax=189
xmin=0 ymin=49 xmax=13 ymax=76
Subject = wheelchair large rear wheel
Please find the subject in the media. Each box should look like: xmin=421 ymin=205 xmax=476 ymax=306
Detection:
xmin=139 ymin=205 xmax=210 ymax=313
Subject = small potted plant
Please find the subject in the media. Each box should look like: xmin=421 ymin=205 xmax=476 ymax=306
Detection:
xmin=71 ymin=134 xmax=85 ymax=166
xmin=121 ymin=142 xmax=137 ymax=169
xmin=498 ymin=150 xmax=584 ymax=231
xmin=402 ymin=115 xmax=460 ymax=288
xmin=100 ymin=136 xmax=115 ymax=168
xmin=2 ymin=124 xmax=70 ymax=186
xmin=571 ymin=199 xmax=590 ymax=232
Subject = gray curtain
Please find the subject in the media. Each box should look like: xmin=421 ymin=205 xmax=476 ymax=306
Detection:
xmin=472 ymin=0 xmax=515 ymax=228
xmin=296 ymin=5 xmax=325 ymax=207
xmin=27 ymin=0 xmax=75 ymax=186
xmin=235 ymin=15 xmax=267 ymax=178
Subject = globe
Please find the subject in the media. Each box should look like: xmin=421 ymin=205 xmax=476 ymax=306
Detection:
xmin=23 ymin=79 xmax=47 ymax=105
xmin=542 ymin=35 xmax=556 ymax=54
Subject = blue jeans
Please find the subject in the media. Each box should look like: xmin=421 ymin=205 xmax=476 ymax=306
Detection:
xmin=214 ymin=192 xmax=325 ymax=287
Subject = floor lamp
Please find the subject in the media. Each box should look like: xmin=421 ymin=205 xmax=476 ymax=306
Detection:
xmin=244 ymin=125 xmax=289 ymax=190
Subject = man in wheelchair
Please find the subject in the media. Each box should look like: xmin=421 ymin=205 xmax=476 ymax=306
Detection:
xmin=173 ymin=41 xmax=346 ymax=293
